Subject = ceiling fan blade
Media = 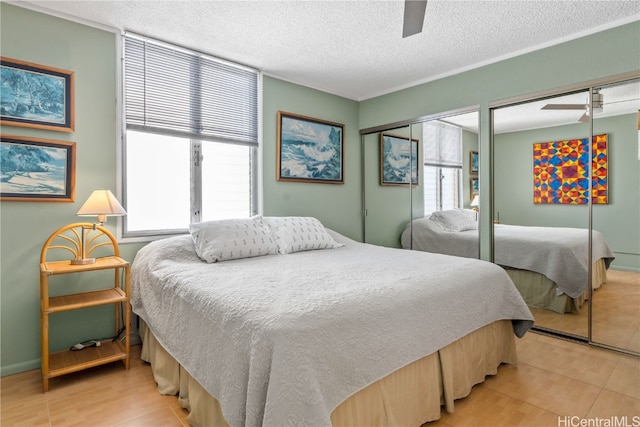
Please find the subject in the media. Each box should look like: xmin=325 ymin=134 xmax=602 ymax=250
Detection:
xmin=541 ymin=103 xmax=587 ymax=110
xmin=403 ymin=0 xmax=427 ymax=38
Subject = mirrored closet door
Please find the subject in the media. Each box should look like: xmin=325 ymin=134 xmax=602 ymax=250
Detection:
xmin=492 ymin=76 xmax=640 ymax=355
xmin=492 ymin=90 xmax=591 ymax=339
xmin=362 ymin=124 xmax=413 ymax=247
xmin=361 ymin=110 xmax=480 ymax=257
xmin=590 ymin=78 xmax=640 ymax=354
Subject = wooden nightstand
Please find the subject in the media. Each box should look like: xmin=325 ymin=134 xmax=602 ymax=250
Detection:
xmin=39 ymin=223 xmax=130 ymax=392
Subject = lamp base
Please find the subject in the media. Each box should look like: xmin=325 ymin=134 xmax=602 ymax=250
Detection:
xmin=70 ymin=258 xmax=96 ymax=265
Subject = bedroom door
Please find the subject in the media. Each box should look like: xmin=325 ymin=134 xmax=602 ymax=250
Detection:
xmin=492 ymin=89 xmax=592 ymax=340
xmin=590 ymin=78 xmax=640 ymax=355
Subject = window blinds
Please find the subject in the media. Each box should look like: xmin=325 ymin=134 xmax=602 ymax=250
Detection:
xmin=423 ymin=121 xmax=462 ymax=167
xmin=124 ymin=34 xmax=258 ymax=146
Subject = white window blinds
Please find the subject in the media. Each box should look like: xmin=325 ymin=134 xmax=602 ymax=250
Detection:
xmin=124 ymin=34 xmax=258 ymax=146
xmin=423 ymin=121 xmax=462 ymax=167
xmin=423 ymin=121 xmax=463 ymax=213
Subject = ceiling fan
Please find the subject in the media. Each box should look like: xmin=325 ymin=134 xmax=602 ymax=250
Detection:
xmin=541 ymin=89 xmax=604 ymax=122
xmin=403 ymin=0 xmax=428 ymax=38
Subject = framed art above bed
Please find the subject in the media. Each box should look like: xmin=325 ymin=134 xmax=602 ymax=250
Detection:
xmin=276 ymin=111 xmax=344 ymax=184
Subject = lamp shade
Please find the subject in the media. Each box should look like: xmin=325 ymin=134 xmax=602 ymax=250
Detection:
xmin=76 ymin=190 xmax=126 ymax=223
xmin=470 ymin=195 xmax=480 ymax=207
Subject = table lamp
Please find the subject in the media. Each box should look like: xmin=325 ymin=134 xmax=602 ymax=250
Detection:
xmin=470 ymin=195 xmax=479 ymax=211
xmin=72 ymin=190 xmax=126 ymax=265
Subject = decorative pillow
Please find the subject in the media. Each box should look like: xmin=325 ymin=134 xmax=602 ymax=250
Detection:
xmin=429 ymin=209 xmax=478 ymax=232
xmin=262 ymin=216 xmax=344 ymax=254
xmin=189 ymin=217 xmax=278 ymax=263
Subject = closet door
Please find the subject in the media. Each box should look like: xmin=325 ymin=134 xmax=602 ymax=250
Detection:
xmin=362 ymin=125 xmax=413 ymax=247
xmin=408 ymin=113 xmax=480 ymax=256
xmin=590 ymin=79 xmax=640 ymax=354
xmin=492 ymin=90 xmax=590 ymax=339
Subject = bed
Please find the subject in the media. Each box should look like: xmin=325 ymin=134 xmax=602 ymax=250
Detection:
xmin=131 ymin=216 xmax=534 ymax=427
xmin=401 ymin=210 xmax=615 ymax=313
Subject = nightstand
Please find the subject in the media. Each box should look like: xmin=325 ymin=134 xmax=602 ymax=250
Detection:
xmin=39 ymin=223 xmax=130 ymax=392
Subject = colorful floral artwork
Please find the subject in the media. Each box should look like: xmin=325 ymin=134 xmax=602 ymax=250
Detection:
xmin=533 ymin=134 xmax=607 ymax=204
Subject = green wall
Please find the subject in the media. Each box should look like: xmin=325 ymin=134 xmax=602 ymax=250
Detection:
xmin=0 ymin=3 xmax=124 ymax=375
xmin=494 ymin=114 xmax=640 ymax=271
xmin=0 ymin=3 xmax=638 ymax=375
xmin=262 ymin=76 xmax=361 ymax=240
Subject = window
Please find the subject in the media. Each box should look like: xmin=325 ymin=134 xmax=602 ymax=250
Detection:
xmin=422 ymin=121 xmax=462 ymax=214
xmin=122 ymin=34 xmax=259 ymax=238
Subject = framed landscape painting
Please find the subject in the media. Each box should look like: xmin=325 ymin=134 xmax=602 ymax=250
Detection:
xmin=0 ymin=57 xmax=75 ymax=132
xmin=380 ymin=133 xmax=419 ymax=186
xmin=1 ymin=135 xmax=76 ymax=202
xmin=277 ymin=111 xmax=344 ymax=184
xmin=470 ymin=177 xmax=479 ymax=200
xmin=470 ymin=151 xmax=479 ymax=173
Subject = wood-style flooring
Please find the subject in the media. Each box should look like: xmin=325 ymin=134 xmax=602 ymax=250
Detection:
xmin=530 ymin=269 xmax=639 ymax=353
xmin=1 ymin=332 xmax=639 ymax=427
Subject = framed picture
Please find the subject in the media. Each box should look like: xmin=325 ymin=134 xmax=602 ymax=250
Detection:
xmin=470 ymin=151 xmax=479 ymax=173
xmin=380 ymin=133 xmax=419 ymax=186
xmin=277 ymin=111 xmax=344 ymax=184
xmin=0 ymin=57 xmax=74 ymax=132
xmin=1 ymin=134 xmax=76 ymax=202
xmin=470 ymin=177 xmax=479 ymax=200
xmin=533 ymin=134 xmax=608 ymax=204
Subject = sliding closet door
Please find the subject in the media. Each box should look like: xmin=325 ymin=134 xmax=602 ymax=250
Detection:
xmin=492 ymin=90 xmax=590 ymax=339
xmin=591 ymin=79 xmax=640 ymax=354
xmin=409 ymin=112 xmax=480 ymax=255
xmin=362 ymin=125 xmax=413 ymax=247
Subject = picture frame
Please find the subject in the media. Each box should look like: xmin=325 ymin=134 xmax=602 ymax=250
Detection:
xmin=470 ymin=151 xmax=479 ymax=174
xmin=470 ymin=177 xmax=479 ymax=200
xmin=1 ymin=134 xmax=76 ymax=202
xmin=277 ymin=111 xmax=344 ymax=184
xmin=0 ymin=57 xmax=75 ymax=132
xmin=380 ymin=133 xmax=419 ymax=186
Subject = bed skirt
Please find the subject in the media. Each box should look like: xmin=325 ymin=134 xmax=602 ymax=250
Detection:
xmin=504 ymin=259 xmax=607 ymax=314
xmin=139 ymin=319 xmax=517 ymax=427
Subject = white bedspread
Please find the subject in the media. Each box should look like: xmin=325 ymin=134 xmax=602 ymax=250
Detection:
xmin=131 ymin=230 xmax=533 ymax=427
xmin=402 ymin=219 xmax=615 ymax=298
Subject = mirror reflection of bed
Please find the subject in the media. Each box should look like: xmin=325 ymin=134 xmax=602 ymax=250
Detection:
xmin=401 ymin=212 xmax=613 ymax=321
xmin=398 ymin=77 xmax=639 ymax=354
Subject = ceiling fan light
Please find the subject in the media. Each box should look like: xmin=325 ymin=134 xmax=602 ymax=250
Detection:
xmin=592 ymin=91 xmax=604 ymax=112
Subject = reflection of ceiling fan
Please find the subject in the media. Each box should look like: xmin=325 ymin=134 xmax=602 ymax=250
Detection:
xmin=403 ymin=0 xmax=428 ymax=38
xmin=541 ymin=89 xmax=604 ymax=122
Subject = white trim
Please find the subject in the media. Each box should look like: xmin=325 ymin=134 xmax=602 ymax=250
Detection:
xmin=6 ymin=1 xmax=120 ymax=35
xmin=115 ymin=31 xmax=126 ymax=243
xmin=360 ymin=16 xmax=640 ymax=102
xmin=257 ymin=72 xmax=265 ymax=215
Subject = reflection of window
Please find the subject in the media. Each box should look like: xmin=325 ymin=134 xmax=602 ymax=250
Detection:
xmin=122 ymin=34 xmax=259 ymax=238
xmin=423 ymin=121 xmax=462 ymax=214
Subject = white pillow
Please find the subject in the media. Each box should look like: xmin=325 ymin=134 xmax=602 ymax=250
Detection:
xmin=429 ymin=209 xmax=478 ymax=232
xmin=262 ymin=216 xmax=344 ymax=254
xmin=189 ymin=217 xmax=278 ymax=263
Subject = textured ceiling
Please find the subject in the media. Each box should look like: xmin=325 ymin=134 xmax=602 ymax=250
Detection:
xmin=16 ymin=0 xmax=640 ymax=101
